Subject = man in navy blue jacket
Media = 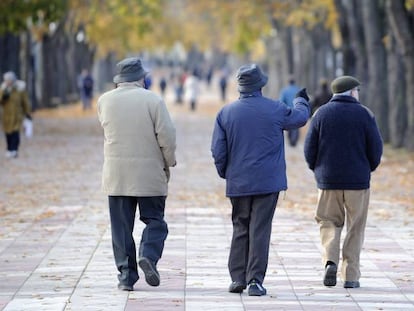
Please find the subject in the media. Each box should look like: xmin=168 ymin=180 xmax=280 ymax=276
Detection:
xmin=211 ymin=64 xmax=310 ymax=296
xmin=304 ymin=75 xmax=383 ymax=289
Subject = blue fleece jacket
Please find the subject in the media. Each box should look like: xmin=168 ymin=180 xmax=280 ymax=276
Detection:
xmin=211 ymin=91 xmax=310 ymax=197
xmin=304 ymin=95 xmax=383 ymax=190
xmin=280 ymin=84 xmax=300 ymax=108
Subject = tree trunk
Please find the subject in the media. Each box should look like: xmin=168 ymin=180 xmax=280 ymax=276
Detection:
xmin=343 ymin=0 xmax=368 ymax=103
xmin=333 ymin=0 xmax=357 ymax=75
xmin=264 ymin=18 xmax=289 ymax=99
xmin=387 ymin=0 xmax=414 ymax=150
xmin=309 ymin=25 xmax=336 ymax=94
xmin=296 ymin=28 xmax=314 ymax=89
xmin=41 ymin=34 xmax=54 ymax=107
xmin=19 ymin=31 xmax=38 ymax=110
xmin=264 ymin=33 xmax=284 ymax=99
xmin=283 ymin=26 xmax=294 ymax=76
xmin=66 ymin=33 xmax=79 ymax=102
xmin=387 ymin=33 xmax=407 ymax=148
xmin=362 ymin=0 xmax=389 ymax=141
xmin=0 ymin=33 xmax=20 ymax=75
xmin=96 ymin=52 xmax=116 ymax=93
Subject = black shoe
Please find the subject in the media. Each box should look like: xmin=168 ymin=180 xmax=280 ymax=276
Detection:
xmin=248 ymin=280 xmax=266 ymax=296
xmin=323 ymin=262 xmax=337 ymax=287
xmin=139 ymin=257 xmax=160 ymax=287
xmin=344 ymin=281 xmax=360 ymax=288
xmin=118 ymin=283 xmax=133 ymax=291
xmin=229 ymin=281 xmax=247 ymax=293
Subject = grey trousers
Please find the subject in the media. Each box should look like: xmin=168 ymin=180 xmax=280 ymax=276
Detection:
xmin=108 ymin=196 xmax=168 ymax=286
xmin=228 ymin=193 xmax=279 ymax=284
xmin=315 ymin=189 xmax=370 ymax=282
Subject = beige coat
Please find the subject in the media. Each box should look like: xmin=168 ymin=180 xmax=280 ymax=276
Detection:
xmin=97 ymin=83 xmax=176 ymax=196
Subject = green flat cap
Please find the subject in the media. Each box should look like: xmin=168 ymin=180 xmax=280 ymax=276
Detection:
xmin=331 ymin=75 xmax=360 ymax=93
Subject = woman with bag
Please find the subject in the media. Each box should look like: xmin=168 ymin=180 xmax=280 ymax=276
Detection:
xmin=0 ymin=71 xmax=31 ymax=158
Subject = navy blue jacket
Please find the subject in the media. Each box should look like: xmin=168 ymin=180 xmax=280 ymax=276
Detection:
xmin=304 ymin=95 xmax=383 ymax=190
xmin=211 ymin=91 xmax=310 ymax=197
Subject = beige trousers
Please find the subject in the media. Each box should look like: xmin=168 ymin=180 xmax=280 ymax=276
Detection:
xmin=315 ymin=189 xmax=370 ymax=282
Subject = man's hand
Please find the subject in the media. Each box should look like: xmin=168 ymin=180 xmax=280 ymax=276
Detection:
xmin=295 ymin=88 xmax=309 ymax=101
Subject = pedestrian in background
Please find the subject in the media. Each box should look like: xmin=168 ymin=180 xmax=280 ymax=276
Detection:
xmin=279 ymin=77 xmax=301 ymax=146
xmin=205 ymin=65 xmax=213 ymax=88
xmin=0 ymin=71 xmax=31 ymax=158
xmin=184 ymin=70 xmax=199 ymax=111
xmin=304 ymin=75 xmax=383 ymax=289
xmin=174 ymin=69 xmax=186 ymax=104
xmin=97 ymin=57 xmax=176 ymax=291
xmin=78 ymin=69 xmax=94 ymax=110
xmin=219 ymin=71 xmax=228 ymax=103
xmin=310 ymin=78 xmax=332 ymax=114
xmin=159 ymin=76 xmax=167 ymax=96
xmin=144 ymin=73 xmax=152 ymax=89
xmin=211 ymin=64 xmax=310 ymax=296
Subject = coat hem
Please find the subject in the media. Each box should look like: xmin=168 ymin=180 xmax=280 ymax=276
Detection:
xmin=226 ymin=189 xmax=286 ymax=198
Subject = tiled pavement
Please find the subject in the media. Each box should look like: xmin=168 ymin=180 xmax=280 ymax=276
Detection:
xmin=1 ymin=95 xmax=414 ymax=310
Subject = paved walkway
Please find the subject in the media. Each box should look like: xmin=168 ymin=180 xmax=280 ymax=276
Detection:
xmin=1 ymin=90 xmax=414 ymax=310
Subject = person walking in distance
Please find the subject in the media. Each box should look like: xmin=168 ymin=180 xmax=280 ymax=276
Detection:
xmin=0 ymin=71 xmax=31 ymax=158
xmin=184 ymin=70 xmax=199 ymax=111
xmin=279 ymin=77 xmax=301 ymax=147
xmin=219 ymin=71 xmax=228 ymax=103
xmin=211 ymin=64 xmax=310 ymax=296
xmin=304 ymin=76 xmax=383 ymax=289
xmin=78 ymin=69 xmax=94 ymax=110
xmin=97 ymin=57 xmax=177 ymax=291
xmin=310 ymin=78 xmax=332 ymax=115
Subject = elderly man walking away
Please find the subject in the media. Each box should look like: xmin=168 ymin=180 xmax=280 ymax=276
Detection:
xmin=304 ymin=75 xmax=383 ymax=289
xmin=211 ymin=64 xmax=310 ymax=296
xmin=0 ymin=71 xmax=31 ymax=159
xmin=97 ymin=57 xmax=176 ymax=291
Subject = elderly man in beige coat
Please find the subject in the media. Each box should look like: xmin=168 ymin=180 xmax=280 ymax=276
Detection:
xmin=98 ymin=57 xmax=176 ymax=291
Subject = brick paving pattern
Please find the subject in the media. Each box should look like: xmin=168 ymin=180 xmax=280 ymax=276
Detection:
xmin=1 ymin=88 xmax=413 ymax=310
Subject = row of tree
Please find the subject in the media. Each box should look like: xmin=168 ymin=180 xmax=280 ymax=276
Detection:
xmin=0 ymin=0 xmax=413 ymax=149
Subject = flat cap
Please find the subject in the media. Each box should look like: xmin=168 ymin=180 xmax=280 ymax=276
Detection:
xmin=331 ymin=75 xmax=360 ymax=93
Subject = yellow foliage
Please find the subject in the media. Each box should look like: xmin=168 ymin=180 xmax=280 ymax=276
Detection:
xmin=66 ymin=0 xmax=339 ymax=56
xmin=285 ymin=0 xmax=337 ymax=30
xmin=178 ymin=0 xmax=337 ymax=54
xmin=69 ymin=0 xmax=164 ymax=56
xmin=250 ymin=39 xmax=267 ymax=61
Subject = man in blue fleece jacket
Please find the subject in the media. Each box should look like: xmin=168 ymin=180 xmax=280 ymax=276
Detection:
xmin=304 ymin=75 xmax=383 ymax=289
xmin=211 ymin=64 xmax=310 ymax=296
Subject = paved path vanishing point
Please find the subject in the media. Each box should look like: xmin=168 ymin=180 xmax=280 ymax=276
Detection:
xmin=1 ymin=85 xmax=413 ymax=310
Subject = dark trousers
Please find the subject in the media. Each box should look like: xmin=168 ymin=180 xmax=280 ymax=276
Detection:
xmin=228 ymin=192 xmax=279 ymax=284
xmin=288 ymin=129 xmax=299 ymax=147
xmin=190 ymin=100 xmax=196 ymax=111
xmin=5 ymin=131 xmax=20 ymax=151
xmin=108 ymin=196 xmax=168 ymax=286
